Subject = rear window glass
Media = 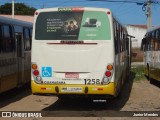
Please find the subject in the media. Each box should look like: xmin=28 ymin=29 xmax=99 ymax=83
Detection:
xmin=35 ymin=10 xmax=111 ymax=40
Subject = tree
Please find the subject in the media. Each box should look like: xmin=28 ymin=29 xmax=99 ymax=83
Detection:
xmin=0 ymin=3 xmax=36 ymax=15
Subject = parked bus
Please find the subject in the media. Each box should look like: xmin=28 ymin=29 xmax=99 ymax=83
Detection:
xmin=0 ymin=16 xmax=32 ymax=93
xmin=31 ymin=7 xmax=131 ymax=98
xmin=141 ymin=26 xmax=160 ymax=83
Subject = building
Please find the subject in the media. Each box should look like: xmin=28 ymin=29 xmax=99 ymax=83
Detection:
xmin=125 ymin=24 xmax=148 ymax=62
xmin=0 ymin=14 xmax=34 ymax=23
xmin=126 ymin=24 xmax=147 ymax=48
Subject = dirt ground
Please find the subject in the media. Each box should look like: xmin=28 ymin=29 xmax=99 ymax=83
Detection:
xmin=0 ymin=75 xmax=160 ymax=119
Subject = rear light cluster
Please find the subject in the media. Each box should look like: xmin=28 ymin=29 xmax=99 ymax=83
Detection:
xmin=105 ymin=71 xmax=111 ymax=77
xmin=102 ymin=64 xmax=114 ymax=85
xmin=32 ymin=63 xmax=42 ymax=84
xmin=107 ymin=11 xmax=111 ymax=15
xmin=33 ymin=70 xmax=39 ymax=76
xmin=35 ymin=11 xmax=39 ymax=15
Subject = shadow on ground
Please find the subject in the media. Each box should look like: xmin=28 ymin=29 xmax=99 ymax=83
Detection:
xmin=42 ymin=72 xmax=136 ymax=116
xmin=150 ymin=79 xmax=160 ymax=88
xmin=0 ymin=83 xmax=31 ymax=108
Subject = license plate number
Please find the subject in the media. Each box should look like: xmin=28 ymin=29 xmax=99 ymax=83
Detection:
xmin=65 ymin=73 xmax=79 ymax=78
xmin=61 ymin=87 xmax=82 ymax=92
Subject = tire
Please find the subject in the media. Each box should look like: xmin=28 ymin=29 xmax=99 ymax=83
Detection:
xmin=147 ymin=65 xmax=154 ymax=84
xmin=150 ymin=77 xmax=154 ymax=84
xmin=147 ymin=65 xmax=150 ymax=80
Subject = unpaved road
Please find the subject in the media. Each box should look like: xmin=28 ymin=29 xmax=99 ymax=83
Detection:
xmin=0 ymin=76 xmax=160 ymax=119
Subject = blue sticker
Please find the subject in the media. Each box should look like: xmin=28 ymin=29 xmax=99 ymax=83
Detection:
xmin=42 ymin=67 xmax=52 ymax=77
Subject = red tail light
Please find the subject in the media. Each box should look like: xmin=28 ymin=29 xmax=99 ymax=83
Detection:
xmin=105 ymin=71 xmax=111 ymax=77
xmin=35 ymin=11 xmax=39 ymax=15
xmin=107 ymin=11 xmax=111 ymax=15
xmin=33 ymin=70 xmax=39 ymax=76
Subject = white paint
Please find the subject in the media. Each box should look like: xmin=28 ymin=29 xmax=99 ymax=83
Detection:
xmin=126 ymin=25 xmax=147 ymax=48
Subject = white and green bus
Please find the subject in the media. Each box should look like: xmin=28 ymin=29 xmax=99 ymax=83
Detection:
xmin=31 ymin=7 xmax=131 ymax=98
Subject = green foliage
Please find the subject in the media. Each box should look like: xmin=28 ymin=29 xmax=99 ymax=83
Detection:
xmin=130 ymin=65 xmax=146 ymax=81
xmin=0 ymin=3 xmax=36 ymax=15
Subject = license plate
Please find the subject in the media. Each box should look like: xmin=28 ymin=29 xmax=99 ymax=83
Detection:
xmin=65 ymin=73 xmax=79 ymax=78
xmin=61 ymin=87 xmax=82 ymax=92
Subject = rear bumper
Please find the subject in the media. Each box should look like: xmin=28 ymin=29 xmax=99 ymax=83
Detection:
xmin=31 ymin=80 xmax=116 ymax=97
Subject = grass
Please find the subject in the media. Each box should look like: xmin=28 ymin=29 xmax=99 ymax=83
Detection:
xmin=130 ymin=65 xmax=146 ymax=81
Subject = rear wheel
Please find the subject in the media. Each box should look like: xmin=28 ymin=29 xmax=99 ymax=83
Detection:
xmin=150 ymin=79 xmax=154 ymax=84
xmin=147 ymin=65 xmax=150 ymax=80
xmin=114 ymin=78 xmax=123 ymax=99
xmin=147 ymin=65 xmax=154 ymax=84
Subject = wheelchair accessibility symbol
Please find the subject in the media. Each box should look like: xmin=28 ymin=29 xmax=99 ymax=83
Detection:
xmin=42 ymin=67 xmax=52 ymax=77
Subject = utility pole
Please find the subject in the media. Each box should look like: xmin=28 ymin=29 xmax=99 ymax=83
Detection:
xmin=12 ymin=0 xmax=15 ymax=19
xmin=87 ymin=0 xmax=157 ymax=29
xmin=146 ymin=0 xmax=152 ymax=29
xmin=42 ymin=3 xmax=45 ymax=9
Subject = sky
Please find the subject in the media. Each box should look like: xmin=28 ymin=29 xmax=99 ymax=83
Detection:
xmin=0 ymin=0 xmax=160 ymax=26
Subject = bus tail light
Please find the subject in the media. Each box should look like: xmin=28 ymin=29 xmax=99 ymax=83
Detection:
xmin=33 ymin=70 xmax=39 ymax=76
xmin=105 ymin=71 xmax=111 ymax=77
xmin=102 ymin=64 xmax=114 ymax=85
xmin=107 ymin=11 xmax=111 ymax=15
xmin=32 ymin=64 xmax=37 ymax=70
xmin=107 ymin=65 xmax=113 ymax=71
xmin=35 ymin=11 xmax=39 ymax=15
xmin=32 ymin=63 xmax=42 ymax=84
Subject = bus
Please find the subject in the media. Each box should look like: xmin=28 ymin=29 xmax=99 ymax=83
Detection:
xmin=141 ymin=26 xmax=160 ymax=83
xmin=31 ymin=7 xmax=131 ymax=98
xmin=0 ymin=16 xmax=32 ymax=93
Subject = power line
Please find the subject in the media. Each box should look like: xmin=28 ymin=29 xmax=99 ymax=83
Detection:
xmin=86 ymin=0 xmax=160 ymax=29
xmin=87 ymin=0 xmax=145 ymax=5
xmin=1 ymin=0 xmax=160 ymax=27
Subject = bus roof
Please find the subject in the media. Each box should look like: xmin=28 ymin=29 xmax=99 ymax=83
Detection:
xmin=0 ymin=16 xmax=32 ymax=27
xmin=147 ymin=25 xmax=160 ymax=33
xmin=35 ymin=7 xmax=111 ymax=13
xmin=35 ymin=7 xmax=127 ymax=32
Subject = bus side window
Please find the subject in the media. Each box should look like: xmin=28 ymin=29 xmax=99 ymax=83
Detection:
xmin=2 ymin=25 xmax=15 ymax=52
xmin=154 ymin=30 xmax=158 ymax=51
xmin=141 ymin=35 xmax=146 ymax=51
xmin=0 ymin=25 xmax=2 ymax=53
xmin=116 ymin=23 xmax=120 ymax=53
xmin=119 ymin=26 xmax=121 ymax=52
xmin=122 ymin=32 xmax=125 ymax=51
xmin=23 ymin=28 xmax=31 ymax=51
xmin=148 ymin=33 xmax=152 ymax=51
xmin=29 ymin=28 xmax=32 ymax=48
xmin=120 ymin=27 xmax=123 ymax=52
xmin=30 ymin=28 xmax=32 ymax=38
xmin=155 ymin=40 xmax=158 ymax=51
xmin=113 ymin=21 xmax=118 ymax=54
xmin=146 ymin=34 xmax=150 ymax=51
xmin=152 ymin=32 xmax=155 ymax=50
xmin=158 ymin=30 xmax=160 ymax=50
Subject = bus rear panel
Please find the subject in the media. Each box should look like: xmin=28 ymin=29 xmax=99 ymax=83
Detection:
xmin=31 ymin=7 xmax=118 ymax=98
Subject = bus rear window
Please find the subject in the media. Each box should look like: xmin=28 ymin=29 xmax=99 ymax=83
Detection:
xmin=35 ymin=10 xmax=111 ymax=40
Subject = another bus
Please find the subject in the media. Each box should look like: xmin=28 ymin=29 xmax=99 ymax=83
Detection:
xmin=31 ymin=7 xmax=131 ymax=98
xmin=141 ymin=26 xmax=160 ymax=83
xmin=0 ymin=16 xmax=32 ymax=93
